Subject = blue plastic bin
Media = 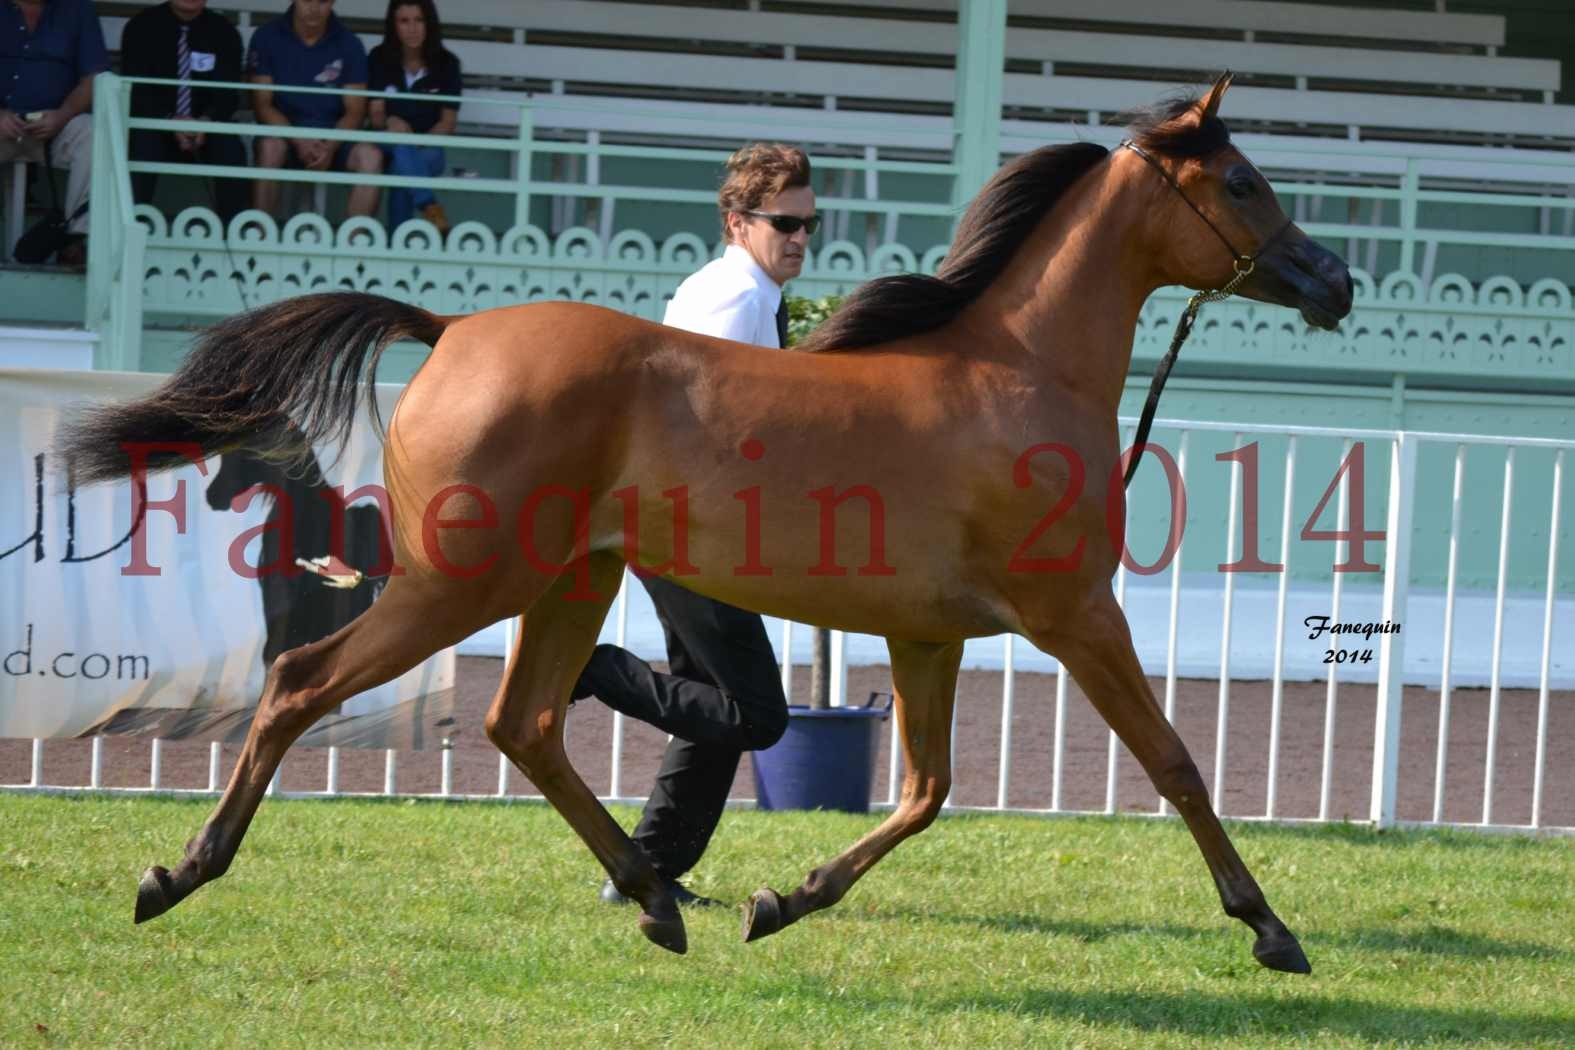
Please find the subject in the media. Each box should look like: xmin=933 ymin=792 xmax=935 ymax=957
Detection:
xmin=751 ymin=698 xmax=892 ymax=813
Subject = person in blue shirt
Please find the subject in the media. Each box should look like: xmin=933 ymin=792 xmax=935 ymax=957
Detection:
xmin=367 ymin=0 xmax=460 ymax=236
xmin=247 ymin=0 xmax=382 ymax=220
xmin=0 ymin=0 xmax=109 ymax=264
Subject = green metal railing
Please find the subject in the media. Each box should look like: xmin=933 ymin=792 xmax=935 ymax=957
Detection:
xmin=89 ymin=73 xmax=1574 ymax=398
xmin=88 ymin=73 xmax=963 ymax=368
xmin=86 ymin=79 xmax=146 ymax=371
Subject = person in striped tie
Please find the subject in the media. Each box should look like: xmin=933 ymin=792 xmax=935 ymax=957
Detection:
xmin=122 ymin=0 xmax=248 ymax=223
xmin=572 ymin=143 xmax=817 ymax=908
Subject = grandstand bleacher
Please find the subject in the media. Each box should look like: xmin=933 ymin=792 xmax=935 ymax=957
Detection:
xmin=11 ymin=2 xmax=1538 ymax=277
xmin=93 ymin=0 xmax=1569 ymax=142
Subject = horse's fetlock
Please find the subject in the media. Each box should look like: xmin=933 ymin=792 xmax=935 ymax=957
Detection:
xmin=803 ymin=865 xmax=845 ymax=908
xmin=184 ymin=835 xmax=229 ymax=881
xmin=609 ymin=860 xmax=655 ymax=901
xmin=1222 ymin=896 xmax=1258 ymax=922
xmin=1220 ymin=880 xmax=1268 ymax=922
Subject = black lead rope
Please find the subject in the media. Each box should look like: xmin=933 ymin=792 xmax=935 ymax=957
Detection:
xmin=1118 ymin=140 xmax=1293 ymax=488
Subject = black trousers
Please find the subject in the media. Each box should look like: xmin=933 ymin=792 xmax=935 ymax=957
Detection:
xmin=129 ymin=129 xmax=248 ymax=223
xmin=579 ymin=575 xmax=788 ymax=879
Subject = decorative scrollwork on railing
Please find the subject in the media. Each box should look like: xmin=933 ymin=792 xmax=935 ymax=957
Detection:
xmin=1126 ymin=266 xmax=1575 ymax=382
xmin=136 ymin=210 xmax=1573 ymax=381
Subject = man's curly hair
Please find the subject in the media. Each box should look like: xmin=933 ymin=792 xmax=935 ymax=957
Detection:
xmin=718 ymin=143 xmax=812 ymax=241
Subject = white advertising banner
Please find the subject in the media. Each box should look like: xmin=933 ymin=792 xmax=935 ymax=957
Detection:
xmin=0 ymin=369 xmax=454 ymax=747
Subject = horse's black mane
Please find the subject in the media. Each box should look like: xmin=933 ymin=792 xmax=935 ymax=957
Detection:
xmin=797 ymin=90 xmax=1229 ymax=353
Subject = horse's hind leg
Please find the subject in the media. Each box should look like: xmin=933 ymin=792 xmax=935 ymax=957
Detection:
xmin=484 ymin=553 xmax=687 ymax=954
xmin=1037 ymin=595 xmax=1310 ymax=974
xmin=134 ymin=574 xmax=491 ymax=923
xmin=743 ymin=638 xmax=962 ymax=942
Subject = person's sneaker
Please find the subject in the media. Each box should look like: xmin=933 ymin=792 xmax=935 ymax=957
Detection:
xmin=421 ymin=202 xmax=451 ymax=236
xmin=600 ymin=877 xmax=721 ymax=908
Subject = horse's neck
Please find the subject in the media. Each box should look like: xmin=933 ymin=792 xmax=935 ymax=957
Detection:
xmin=968 ymin=162 xmax=1163 ymax=415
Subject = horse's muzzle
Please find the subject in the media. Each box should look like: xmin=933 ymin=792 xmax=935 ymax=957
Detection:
xmin=1248 ymin=233 xmax=1351 ymax=331
xmin=1286 ymin=238 xmax=1352 ymax=331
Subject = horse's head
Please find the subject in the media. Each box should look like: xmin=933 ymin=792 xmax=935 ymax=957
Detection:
xmin=205 ymin=451 xmax=261 ymax=511
xmin=1123 ymin=73 xmax=1352 ymax=331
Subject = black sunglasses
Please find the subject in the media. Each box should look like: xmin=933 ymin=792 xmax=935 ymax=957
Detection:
xmin=742 ymin=211 xmax=821 ymax=236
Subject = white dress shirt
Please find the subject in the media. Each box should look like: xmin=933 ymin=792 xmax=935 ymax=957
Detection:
xmin=662 ymin=244 xmax=783 ymax=349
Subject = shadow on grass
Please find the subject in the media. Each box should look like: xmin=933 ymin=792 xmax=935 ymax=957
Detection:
xmin=748 ymin=977 xmax=1568 ymax=1044
xmin=1211 ymin=818 xmax=1569 ymax=853
xmin=933 ymin=810 xmax=1570 ymax=854
xmin=1340 ymin=925 xmax=1568 ymax=962
xmin=916 ymin=988 xmax=1563 ymax=1044
xmin=873 ymin=908 xmax=1569 ymax=962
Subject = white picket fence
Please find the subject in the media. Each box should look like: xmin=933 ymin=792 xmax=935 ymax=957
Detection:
xmin=5 ymin=419 xmax=1571 ymax=836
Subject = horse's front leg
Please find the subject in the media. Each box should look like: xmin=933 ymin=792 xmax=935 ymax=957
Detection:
xmin=1036 ymin=593 xmax=1311 ymax=974
xmin=743 ymin=638 xmax=962 ymax=941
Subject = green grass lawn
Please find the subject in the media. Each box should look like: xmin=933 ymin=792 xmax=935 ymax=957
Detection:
xmin=1 ymin=794 xmax=1571 ymax=1049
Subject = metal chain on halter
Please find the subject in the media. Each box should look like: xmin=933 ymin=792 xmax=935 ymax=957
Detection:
xmin=1119 ymin=140 xmax=1290 ymax=488
xmin=1123 ymin=257 xmax=1255 ymax=487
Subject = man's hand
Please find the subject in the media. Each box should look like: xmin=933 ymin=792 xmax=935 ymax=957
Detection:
xmin=305 ymin=139 xmax=333 ymax=171
xmin=172 ymin=115 xmax=206 ymax=153
xmin=386 ymin=115 xmax=413 ymax=135
xmin=291 ymin=136 xmax=325 ymax=168
xmin=24 ymin=109 xmax=68 ymax=141
xmin=0 ymin=108 xmax=25 ymax=140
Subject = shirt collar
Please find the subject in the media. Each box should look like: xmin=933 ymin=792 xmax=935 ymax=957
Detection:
xmin=722 ymin=244 xmax=783 ymax=313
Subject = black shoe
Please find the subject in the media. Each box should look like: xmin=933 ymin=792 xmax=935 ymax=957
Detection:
xmin=600 ymin=877 xmax=721 ymax=908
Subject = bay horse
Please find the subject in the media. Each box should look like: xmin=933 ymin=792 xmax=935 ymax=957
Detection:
xmin=60 ymin=76 xmax=1350 ymax=973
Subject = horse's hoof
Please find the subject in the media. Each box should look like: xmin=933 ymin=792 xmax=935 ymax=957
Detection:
xmin=637 ymin=910 xmax=688 ymax=955
xmin=741 ymin=888 xmax=784 ymax=943
xmin=1253 ymin=930 xmax=1312 ymax=974
xmin=134 ymin=866 xmax=175 ymax=924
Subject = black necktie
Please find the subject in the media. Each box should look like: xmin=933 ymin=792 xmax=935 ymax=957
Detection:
xmin=775 ymin=298 xmax=789 ymax=348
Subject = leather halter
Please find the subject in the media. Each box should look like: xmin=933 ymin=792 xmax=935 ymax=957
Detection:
xmin=1119 ymin=140 xmax=1294 ymax=488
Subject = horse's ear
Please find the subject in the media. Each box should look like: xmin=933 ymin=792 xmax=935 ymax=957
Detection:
xmin=1199 ymin=71 xmax=1234 ymax=121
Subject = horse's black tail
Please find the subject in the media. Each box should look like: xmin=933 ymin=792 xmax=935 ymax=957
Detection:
xmin=56 ymin=292 xmax=450 ymax=484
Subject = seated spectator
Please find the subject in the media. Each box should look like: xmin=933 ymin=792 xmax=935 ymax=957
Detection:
xmin=368 ymin=0 xmax=460 ymax=236
xmin=122 ymin=0 xmax=248 ymax=224
xmin=248 ymin=0 xmax=382 ymax=220
xmin=0 ymin=0 xmax=108 ymax=266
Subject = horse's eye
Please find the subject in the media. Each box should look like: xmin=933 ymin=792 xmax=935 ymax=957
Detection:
xmin=1228 ymin=177 xmax=1255 ymax=200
